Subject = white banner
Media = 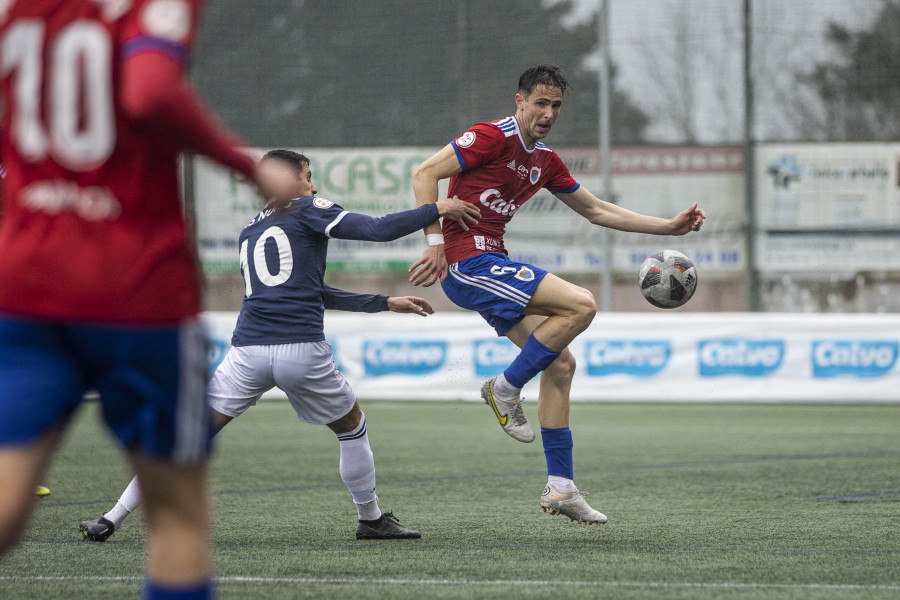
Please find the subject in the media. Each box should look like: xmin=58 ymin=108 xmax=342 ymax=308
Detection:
xmin=757 ymin=143 xmax=900 ymax=230
xmin=756 ymin=143 xmax=900 ymax=272
xmin=202 ymin=312 xmax=900 ymax=403
xmin=193 ymin=146 xmax=745 ymax=276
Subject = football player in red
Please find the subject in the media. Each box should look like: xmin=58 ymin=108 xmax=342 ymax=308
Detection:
xmin=409 ymin=65 xmax=705 ymax=525
xmin=0 ymin=162 xmax=49 ymax=500
xmin=0 ymin=1 xmax=264 ymax=598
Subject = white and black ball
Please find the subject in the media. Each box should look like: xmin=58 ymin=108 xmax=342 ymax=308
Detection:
xmin=638 ymin=250 xmax=698 ymax=309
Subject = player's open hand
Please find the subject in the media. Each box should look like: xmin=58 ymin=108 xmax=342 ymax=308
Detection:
xmin=387 ymin=296 xmax=435 ymax=317
xmin=435 ymin=196 xmax=480 ymax=232
xmin=409 ymin=245 xmax=447 ymax=287
xmin=668 ymin=202 xmax=706 ymax=235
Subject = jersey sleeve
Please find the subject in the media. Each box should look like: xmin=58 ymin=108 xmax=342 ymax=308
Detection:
xmin=545 ymin=152 xmax=580 ymax=195
xmin=450 ymin=123 xmax=507 ymax=172
xmin=119 ymin=0 xmax=204 ymax=67
xmin=299 ymin=198 xmax=349 ymax=238
xmin=329 ymin=204 xmax=439 ymax=242
xmin=322 ymin=284 xmax=389 ymax=313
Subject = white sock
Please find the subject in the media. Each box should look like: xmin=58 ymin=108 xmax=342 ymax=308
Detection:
xmin=118 ymin=476 xmax=142 ymax=512
xmin=336 ymin=413 xmax=381 ymax=521
xmin=492 ymin=374 xmax=521 ymax=402
xmin=547 ymin=475 xmax=577 ymax=493
xmin=103 ymin=476 xmax=142 ymax=529
xmin=356 ymin=499 xmax=381 ymax=522
xmin=103 ymin=502 xmax=132 ymax=530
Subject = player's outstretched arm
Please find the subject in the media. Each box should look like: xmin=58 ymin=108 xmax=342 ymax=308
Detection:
xmin=409 ymin=145 xmax=466 ymax=287
xmin=120 ymin=52 xmax=256 ymax=179
xmin=556 ymin=187 xmax=705 ymax=235
xmin=322 ymin=285 xmax=434 ymax=317
xmin=386 ymin=296 xmax=434 ymax=317
xmin=323 ymin=284 xmax=388 ymax=313
xmin=330 ymin=199 xmax=478 ymax=243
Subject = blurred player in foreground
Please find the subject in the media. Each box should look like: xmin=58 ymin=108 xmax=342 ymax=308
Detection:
xmin=0 ymin=1 xmax=264 ymax=598
xmin=79 ymin=149 xmax=481 ymax=542
xmin=409 ymin=65 xmax=705 ymax=525
xmin=1 ymin=162 xmax=50 ymax=502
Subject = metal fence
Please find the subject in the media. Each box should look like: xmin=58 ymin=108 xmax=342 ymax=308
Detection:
xmin=189 ymin=0 xmax=900 ymax=313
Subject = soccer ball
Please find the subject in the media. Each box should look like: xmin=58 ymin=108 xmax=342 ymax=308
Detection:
xmin=638 ymin=250 xmax=698 ymax=309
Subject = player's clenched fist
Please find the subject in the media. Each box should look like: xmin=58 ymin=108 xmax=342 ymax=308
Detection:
xmin=435 ymin=196 xmax=480 ymax=232
xmin=667 ymin=202 xmax=707 ymax=235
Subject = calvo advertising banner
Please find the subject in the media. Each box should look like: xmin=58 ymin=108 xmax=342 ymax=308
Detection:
xmin=202 ymin=312 xmax=900 ymax=402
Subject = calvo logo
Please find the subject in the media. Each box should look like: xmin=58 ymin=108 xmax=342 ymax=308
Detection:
xmin=585 ymin=340 xmax=671 ymax=377
xmin=363 ymin=340 xmax=448 ymax=376
xmin=812 ymin=341 xmax=898 ymax=378
xmin=474 ymin=339 xmax=519 ymax=377
xmin=207 ymin=337 xmax=229 ymax=376
xmin=698 ymin=339 xmax=784 ymax=377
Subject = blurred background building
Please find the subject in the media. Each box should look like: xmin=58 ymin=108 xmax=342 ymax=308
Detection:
xmin=188 ymin=0 xmax=900 ymax=314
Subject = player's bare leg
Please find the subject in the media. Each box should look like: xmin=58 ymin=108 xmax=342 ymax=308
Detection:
xmin=504 ymin=315 xmax=574 ymax=428
xmin=80 ymin=410 xmax=234 ymax=542
xmin=0 ymin=427 xmax=64 ymax=554
xmin=491 ymin=278 xmax=607 ymax=525
xmin=132 ymin=453 xmax=211 ymax=590
xmin=523 ymin=274 xmax=598 ymax=350
xmin=327 ymin=402 xmax=420 ymax=540
xmin=481 ymin=274 xmax=595 ymax=442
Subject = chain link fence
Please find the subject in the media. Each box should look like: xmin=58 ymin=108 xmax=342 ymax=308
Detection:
xmin=190 ymin=0 xmax=900 ymax=313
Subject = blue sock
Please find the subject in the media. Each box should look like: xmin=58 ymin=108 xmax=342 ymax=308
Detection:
xmin=541 ymin=427 xmax=574 ymax=479
xmin=503 ymin=334 xmax=561 ymax=388
xmin=144 ymin=580 xmax=212 ymax=600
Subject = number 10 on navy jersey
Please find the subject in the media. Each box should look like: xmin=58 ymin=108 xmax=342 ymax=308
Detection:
xmin=231 ymin=197 xmax=348 ymax=346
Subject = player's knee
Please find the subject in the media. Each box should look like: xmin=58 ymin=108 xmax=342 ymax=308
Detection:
xmin=546 ymin=349 xmax=577 ymax=382
xmin=571 ymin=289 xmax=597 ymax=329
xmin=142 ymin=492 xmax=206 ymax=532
xmin=327 ymin=402 xmax=362 ymax=435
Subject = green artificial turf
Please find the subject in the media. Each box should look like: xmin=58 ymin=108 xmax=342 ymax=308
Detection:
xmin=1 ymin=400 xmax=898 ymax=599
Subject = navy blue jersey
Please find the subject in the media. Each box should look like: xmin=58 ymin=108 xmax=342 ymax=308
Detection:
xmin=232 ymin=197 xmax=379 ymax=345
xmin=231 ymin=196 xmax=441 ymax=346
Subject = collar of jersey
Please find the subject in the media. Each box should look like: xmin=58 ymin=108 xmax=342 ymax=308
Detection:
xmin=506 ymin=116 xmax=536 ymax=155
xmin=263 ymin=198 xmax=299 ymax=211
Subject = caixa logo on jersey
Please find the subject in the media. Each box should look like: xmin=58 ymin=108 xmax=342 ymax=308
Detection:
xmin=474 ymin=339 xmax=520 ymax=377
xmin=585 ymin=340 xmax=671 ymax=377
xmin=363 ymin=340 xmax=448 ymax=377
xmin=812 ymin=341 xmax=898 ymax=378
xmin=698 ymin=339 xmax=784 ymax=377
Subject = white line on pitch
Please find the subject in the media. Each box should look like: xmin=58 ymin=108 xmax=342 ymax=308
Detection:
xmin=1 ymin=576 xmax=899 ymax=591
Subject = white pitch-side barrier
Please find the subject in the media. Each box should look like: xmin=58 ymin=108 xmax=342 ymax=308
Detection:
xmin=202 ymin=312 xmax=900 ymax=402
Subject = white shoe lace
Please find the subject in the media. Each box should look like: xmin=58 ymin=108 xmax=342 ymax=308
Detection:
xmin=505 ymin=400 xmax=529 ymax=427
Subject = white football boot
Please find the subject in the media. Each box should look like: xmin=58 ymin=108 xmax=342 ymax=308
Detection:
xmin=480 ymin=377 xmax=535 ymax=443
xmin=540 ymin=483 xmax=608 ymax=525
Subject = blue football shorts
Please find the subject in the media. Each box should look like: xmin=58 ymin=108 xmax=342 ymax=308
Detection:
xmin=0 ymin=314 xmax=211 ymax=465
xmin=441 ymin=252 xmax=548 ymax=336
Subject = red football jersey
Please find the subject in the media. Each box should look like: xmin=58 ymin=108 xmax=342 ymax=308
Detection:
xmin=0 ymin=0 xmax=205 ymax=323
xmin=442 ymin=116 xmax=579 ymax=264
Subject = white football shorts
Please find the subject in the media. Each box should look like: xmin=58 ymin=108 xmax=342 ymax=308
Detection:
xmin=208 ymin=341 xmax=356 ymax=425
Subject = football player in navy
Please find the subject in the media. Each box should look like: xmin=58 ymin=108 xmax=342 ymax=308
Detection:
xmin=79 ymin=150 xmax=480 ymax=541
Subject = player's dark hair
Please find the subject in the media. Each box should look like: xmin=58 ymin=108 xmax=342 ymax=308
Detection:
xmin=262 ymin=149 xmax=310 ymax=174
xmin=518 ymin=64 xmax=570 ymax=96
